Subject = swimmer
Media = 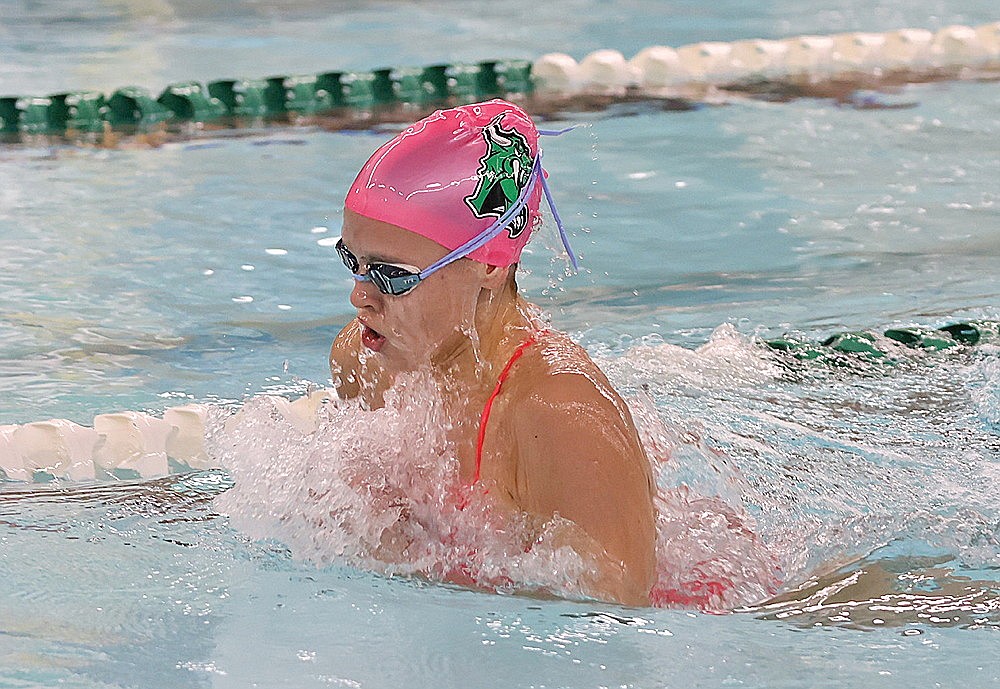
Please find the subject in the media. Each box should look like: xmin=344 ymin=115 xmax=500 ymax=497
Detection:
xmin=329 ymin=99 xmax=656 ymax=606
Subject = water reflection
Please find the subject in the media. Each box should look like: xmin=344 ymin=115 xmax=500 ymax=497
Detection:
xmin=746 ymin=555 xmax=1000 ymax=630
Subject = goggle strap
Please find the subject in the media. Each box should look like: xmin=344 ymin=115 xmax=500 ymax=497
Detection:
xmin=538 ymin=162 xmax=579 ymax=271
xmin=537 ymin=125 xmax=580 ymax=270
xmin=537 ymin=125 xmax=580 ymax=136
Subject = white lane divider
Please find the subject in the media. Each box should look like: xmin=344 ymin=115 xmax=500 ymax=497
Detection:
xmin=0 ymin=391 xmax=335 ymax=482
xmin=533 ymin=22 xmax=1000 ymax=94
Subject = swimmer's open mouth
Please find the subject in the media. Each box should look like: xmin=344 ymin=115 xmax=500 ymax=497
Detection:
xmin=360 ymin=323 xmax=387 ymax=352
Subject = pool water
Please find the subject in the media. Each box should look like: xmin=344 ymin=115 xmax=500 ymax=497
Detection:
xmin=2 ymin=0 xmax=1000 ymax=687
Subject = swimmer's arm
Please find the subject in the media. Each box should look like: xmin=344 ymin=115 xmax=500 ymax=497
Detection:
xmin=329 ymin=321 xmax=390 ymax=408
xmin=512 ymin=374 xmax=657 ymax=607
xmin=329 ymin=321 xmax=365 ymax=400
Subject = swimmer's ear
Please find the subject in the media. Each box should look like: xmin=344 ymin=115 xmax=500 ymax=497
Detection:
xmin=480 ymin=263 xmax=512 ymax=292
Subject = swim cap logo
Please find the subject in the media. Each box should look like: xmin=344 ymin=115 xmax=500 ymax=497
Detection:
xmin=465 ymin=114 xmax=533 ymax=238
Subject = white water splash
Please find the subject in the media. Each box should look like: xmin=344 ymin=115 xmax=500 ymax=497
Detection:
xmin=600 ymin=324 xmax=784 ymax=394
xmin=970 ymin=346 xmax=1000 ymax=431
xmin=628 ymin=389 xmax=783 ymax=610
xmin=208 ymin=374 xmax=599 ymax=601
xmin=186 ymin=321 xmax=1000 ymax=610
xmin=209 ymin=346 xmax=783 ymax=610
xmin=608 ymin=324 xmax=1000 ymax=590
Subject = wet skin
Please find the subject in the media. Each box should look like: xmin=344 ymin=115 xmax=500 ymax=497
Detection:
xmin=329 ymin=209 xmax=657 ymax=606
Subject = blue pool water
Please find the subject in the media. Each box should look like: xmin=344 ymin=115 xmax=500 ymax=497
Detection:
xmin=2 ymin=1 xmax=1000 ymax=687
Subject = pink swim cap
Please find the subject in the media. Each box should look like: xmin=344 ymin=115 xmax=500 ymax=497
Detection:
xmin=345 ymin=99 xmax=543 ymax=267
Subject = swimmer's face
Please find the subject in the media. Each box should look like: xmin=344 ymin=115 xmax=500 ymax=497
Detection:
xmin=340 ymin=209 xmax=493 ymax=372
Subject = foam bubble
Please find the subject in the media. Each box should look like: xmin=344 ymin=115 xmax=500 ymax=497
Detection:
xmin=649 ymin=487 xmax=781 ymax=610
xmin=969 ymin=347 xmax=1000 ymax=432
xmin=627 ymin=389 xmax=782 ymax=610
xmin=601 ymin=324 xmax=783 ymax=393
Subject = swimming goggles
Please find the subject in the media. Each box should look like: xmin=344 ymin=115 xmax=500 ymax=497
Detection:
xmin=336 ymin=238 xmax=425 ymax=296
xmin=338 ymin=140 xmax=578 ymax=297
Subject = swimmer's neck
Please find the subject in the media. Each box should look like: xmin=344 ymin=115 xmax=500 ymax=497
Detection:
xmin=430 ymin=287 xmax=535 ymax=382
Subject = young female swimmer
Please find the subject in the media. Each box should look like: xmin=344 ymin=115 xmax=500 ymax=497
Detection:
xmin=328 ymin=99 xmax=657 ymax=606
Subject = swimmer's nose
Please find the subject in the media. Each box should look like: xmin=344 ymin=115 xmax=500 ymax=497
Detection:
xmin=349 ymin=276 xmax=380 ymax=310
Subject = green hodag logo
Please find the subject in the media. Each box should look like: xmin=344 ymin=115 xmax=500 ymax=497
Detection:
xmin=464 ymin=114 xmax=533 ymax=238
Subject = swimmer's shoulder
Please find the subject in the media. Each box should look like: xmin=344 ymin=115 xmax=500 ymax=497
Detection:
xmin=504 ymin=331 xmax=647 ymax=470
xmin=503 ymin=330 xmax=657 ymax=603
xmin=515 ymin=329 xmax=624 ymax=411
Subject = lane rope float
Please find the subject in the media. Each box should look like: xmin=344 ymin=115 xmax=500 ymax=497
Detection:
xmin=1 ymin=23 xmax=998 ymax=144
xmin=764 ymin=320 xmax=999 ymax=362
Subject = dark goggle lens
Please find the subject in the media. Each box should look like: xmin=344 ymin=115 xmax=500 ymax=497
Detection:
xmin=368 ymin=263 xmax=422 ymax=296
xmin=336 ymin=238 xmax=422 ymax=296
xmin=335 ymin=238 xmax=360 ymax=273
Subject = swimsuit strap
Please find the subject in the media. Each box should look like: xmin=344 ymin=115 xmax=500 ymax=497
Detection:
xmin=473 ymin=333 xmax=539 ymax=485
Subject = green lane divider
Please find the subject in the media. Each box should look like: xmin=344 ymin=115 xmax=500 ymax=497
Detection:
xmin=388 ymin=66 xmax=442 ymax=104
xmin=0 ymin=96 xmax=52 ymax=134
xmin=207 ymin=79 xmax=269 ymax=117
xmin=107 ymin=86 xmax=172 ymax=127
xmin=3 ymin=92 xmax=109 ymax=134
xmin=821 ymin=331 xmax=886 ymax=357
xmin=448 ymin=62 xmax=499 ymax=98
xmin=493 ymin=59 xmax=533 ymax=94
xmin=0 ymin=58 xmax=535 ymax=140
xmin=765 ymin=320 xmax=999 ymax=364
xmin=49 ymin=91 xmax=108 ymax=132
xmin=761 ymin=337 xmax=826 ymax=361
xmin=882 ymin=326 xmax=959 ymax=351
xmin=21 ymin=98 xmax=52 ymax=134
xmin=338 ymin=71 xmax=383 ymax=108
xmin=0 ymin=97 xmax=22 ymax=133
xmin=158 ymin=82 xmax=227 ymax=121
xmin=263 ymin=74 xmax=335 ymax=115
xmin=938 ymin=320 xmax=998 ymax=345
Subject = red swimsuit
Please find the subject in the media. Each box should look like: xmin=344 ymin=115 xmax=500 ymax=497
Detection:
xmin=471 ymin=334 xmax=538 ymax=485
